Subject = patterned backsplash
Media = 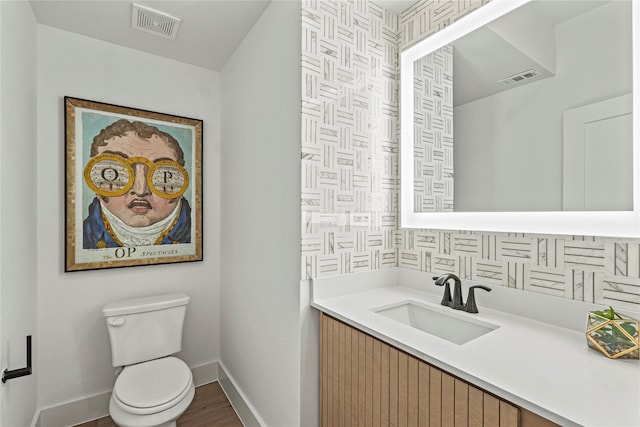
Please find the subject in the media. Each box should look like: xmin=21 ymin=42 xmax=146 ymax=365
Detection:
xmin=300 ymin=0 xmax=640 ymax=312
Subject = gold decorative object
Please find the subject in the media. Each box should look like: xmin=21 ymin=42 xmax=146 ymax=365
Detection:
xmin=586 ymin=307 xmax=639 ymax=359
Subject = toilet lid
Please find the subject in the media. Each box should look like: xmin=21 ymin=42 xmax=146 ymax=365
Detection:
xmin=114 ymin=357 xmax=192 ymax=411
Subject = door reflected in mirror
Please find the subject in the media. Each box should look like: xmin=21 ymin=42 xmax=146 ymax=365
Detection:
xmin=410 ymin=0 xmax=632 ymax=213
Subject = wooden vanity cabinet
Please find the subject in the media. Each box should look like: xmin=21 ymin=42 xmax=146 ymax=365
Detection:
xmin=320 ymin=313 xmax=558 ymax=427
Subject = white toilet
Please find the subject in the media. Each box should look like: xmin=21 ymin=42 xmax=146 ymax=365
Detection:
xmin=103 ymin=293 xmax=195 ymax=427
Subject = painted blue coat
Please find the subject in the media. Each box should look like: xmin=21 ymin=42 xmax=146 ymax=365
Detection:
xmin=82 ymin=197 xmax=191 ymax=249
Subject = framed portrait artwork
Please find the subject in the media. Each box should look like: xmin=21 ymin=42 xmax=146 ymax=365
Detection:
xmin=64 ymin=97 xmax=203 ymax=271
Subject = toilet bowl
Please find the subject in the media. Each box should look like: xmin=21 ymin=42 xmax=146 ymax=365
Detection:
xmin=103 ymin=293 xmax=194 ymax=427
xmin=109 ymin=357 xmax=195 ymax=427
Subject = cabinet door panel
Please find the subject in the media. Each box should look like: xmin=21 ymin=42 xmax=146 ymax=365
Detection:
xmin=332 ymin=319 xmax=340 ymax=427
xmin=521 ymin=408 xmax=560 ymax=427
xmin=350 ymin=325 xmax=359 ymax=426
xmin=333 ymin=315 xmax=342 ymax=426
xmin=455 ymin=379 xmax=469 ymax=427
xmin=398 ymin=351 xmax=409 ymax=427
xmin=429 ymin=367 xmax=442 ymax=427
xmin=408 ymin=357 xmax=420 ymax=426
xmin=343 ymin=322 xmax=353 ymax=427
xmin=372 ymin=338 xmax=382 ymax=427
xmin=483 ymin=394 xmax=500 ymax=427
xmin=418 ymin=363 xmax=430 ymax=427
xmin=468 ymin=385 xmax=484 ymax=427
xmin=365 ymin=335 xmax=375 ymax=427
xmin=337 ymin=321 xmax=346 ymax=427
xmin=380 ymin=341 xmax=390 ymax=426
xmin=442 ymin=373 xmax=455 ymax=427
xmin=389 ymin=345 xmax=399 ymax=426
xmin=500 ymin=401 xmax=519 ymax=427
xmin=357 ymin=330 xmax=367 ymax=427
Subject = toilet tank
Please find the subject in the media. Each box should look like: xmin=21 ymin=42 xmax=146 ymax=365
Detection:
xmin=103 ymin=293 xmax=189 ymax=367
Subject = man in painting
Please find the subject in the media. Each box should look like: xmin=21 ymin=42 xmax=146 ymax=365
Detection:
xmin=82 ymin=119 xmax=191 ymax=248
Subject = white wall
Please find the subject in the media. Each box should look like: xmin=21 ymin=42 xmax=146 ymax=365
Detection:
xmin=0 ymin=2 xmax=39 ymax=426
xmin=454 ymin=1 xmax=632 ymax=212
xmin=220 ymin=1 xmax=302 ymax=426
xmin=36 ymin=25 xmax=220 ymax=410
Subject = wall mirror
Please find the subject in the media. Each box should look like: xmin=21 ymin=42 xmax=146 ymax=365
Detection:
xmin=400 ymin=0 xmax=640 ymax=237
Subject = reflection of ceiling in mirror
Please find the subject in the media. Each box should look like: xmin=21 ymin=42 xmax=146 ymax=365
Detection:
xmin=452 ymin=0 xmax=609 ymax=106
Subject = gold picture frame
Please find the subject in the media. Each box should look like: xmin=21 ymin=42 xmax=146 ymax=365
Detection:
xmin=65 ymin=97 xmax=203 ymax=271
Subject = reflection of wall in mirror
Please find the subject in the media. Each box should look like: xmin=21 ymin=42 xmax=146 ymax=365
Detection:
xmin=413 ymin=45 xmax=453 ymax=213
xmin=453 ymin=1 xmax=631 ymax=212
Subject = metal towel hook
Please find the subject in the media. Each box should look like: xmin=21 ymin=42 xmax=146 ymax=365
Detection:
xmin=2 ymin=335 xmax=32 ymax=383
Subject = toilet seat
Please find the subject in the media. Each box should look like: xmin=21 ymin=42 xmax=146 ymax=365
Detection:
xmin=113 ymin=357 xmax=193 ymax=415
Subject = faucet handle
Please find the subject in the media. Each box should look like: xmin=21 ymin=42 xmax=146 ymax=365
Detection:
xmin=464 ymin=285 xmax=491 ymax=313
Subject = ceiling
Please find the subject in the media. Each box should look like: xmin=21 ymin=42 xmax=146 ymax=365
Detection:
xmin=30 ymin=0 xmax=416 ymax=72
xmin=30 ymin=0 xmax=271 ymax=71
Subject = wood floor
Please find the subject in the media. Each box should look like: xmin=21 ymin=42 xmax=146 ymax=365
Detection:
xmin=74 ymin=382 xmax=243 ymax=427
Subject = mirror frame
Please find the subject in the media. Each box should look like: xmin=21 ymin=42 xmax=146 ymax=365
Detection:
xmin=400 ymin=0 xmax=640 ymax=237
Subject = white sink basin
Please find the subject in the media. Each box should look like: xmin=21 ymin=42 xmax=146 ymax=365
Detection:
xmin=373 ymin=300 xmax=499 ymax=345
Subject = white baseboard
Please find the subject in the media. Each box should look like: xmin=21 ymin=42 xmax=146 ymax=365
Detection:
xmin=34 ymin=360 xmax=220 ymax=427
xmin=35 ymin=391 xmax=111 ymax=427
xmin=217 ymin=361 xmax=264 ymax=427
xmin=191 ymin=360 xmax=219 ymax=387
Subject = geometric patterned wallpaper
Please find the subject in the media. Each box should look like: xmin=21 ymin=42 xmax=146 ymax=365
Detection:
xmin=301 ymin=0 xmax=399 ymax=279
xmin=399 ymin=0 xmax=487 ymax=50
xmin=396 ymin=230 xmax=640 ymax=312
xmin=300 ymin=0 xmax=640 ymax=312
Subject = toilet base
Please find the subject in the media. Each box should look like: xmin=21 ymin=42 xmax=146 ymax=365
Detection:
xmin=108 ymin=383 xmax=195 ymax=427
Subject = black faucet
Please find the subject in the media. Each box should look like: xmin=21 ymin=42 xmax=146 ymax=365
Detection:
xmin=432 ymin=274 xmax=492 ymax=313
xmin=432 ymin=273 xmax=464 ymax=310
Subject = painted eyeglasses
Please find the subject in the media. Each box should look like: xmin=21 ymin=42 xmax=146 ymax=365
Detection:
xmin=84 ymin=154 xmax=189 ymax=199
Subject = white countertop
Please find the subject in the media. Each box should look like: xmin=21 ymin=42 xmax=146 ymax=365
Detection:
xmin=311 ymin=268 xmax=640 ymax=427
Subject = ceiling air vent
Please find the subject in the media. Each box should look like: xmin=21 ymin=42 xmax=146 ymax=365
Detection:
xmin=497 ymin=69 xmax=539 ymax=86
xmin=132 ymin=4 xmax=181 ymax=40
